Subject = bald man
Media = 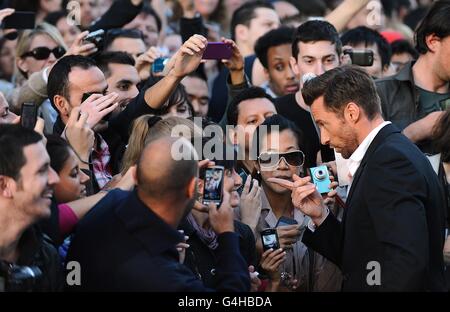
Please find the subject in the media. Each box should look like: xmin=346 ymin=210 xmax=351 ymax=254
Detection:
xmin=66 ymin=136 xmax=250 ymax=291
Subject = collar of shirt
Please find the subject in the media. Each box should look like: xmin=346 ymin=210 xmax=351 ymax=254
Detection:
xmin=260 ymin=190 xmax=306 ymax=229
xmin=347 ymin=121 xmax=391 ymax=179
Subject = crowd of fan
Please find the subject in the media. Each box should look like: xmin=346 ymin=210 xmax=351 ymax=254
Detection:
xmin=0 ymin=0 xmax=449 ymax=292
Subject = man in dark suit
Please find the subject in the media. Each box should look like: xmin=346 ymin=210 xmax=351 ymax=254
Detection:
xmin=66 ymin=136 xmax=250 ymax=291
xmin=269 ymin=66 xmax=447 ymax=291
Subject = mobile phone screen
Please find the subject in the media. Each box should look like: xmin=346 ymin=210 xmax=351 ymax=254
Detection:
xmin=21 ymin=103 xmax=37 ymax=130
xmin=203 ymin=167 xmax=224 ymax=204
xmin=261 ymin=231 xmax=279 ymax=250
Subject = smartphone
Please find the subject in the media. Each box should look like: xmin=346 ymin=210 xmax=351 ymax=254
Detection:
xmin=344 ymin=49 xmax=374 ymax=67
xmin=202 ymin=166 xmax=225 ymax=205
xmin=83 ymin=29 xmax=105 ymax=48
xmin=309 ymin=165 xmax=332 ymax=194
xmin=202 ymin=42 xmax=232 ymax=60
xmin=260 ymin=228 xmax=280 ymax=251
xmin=21 ymin=103 xmax=37 ymax=130
xmin=237 ymin=168 xmax=253 ymax=195
xmin=81 ymin=92 xmax=113 ymax=121
xmin=151 ymin=57 xmax=169 ymax=73
xmin=3 ymin=11 xmax=36 ymax=29
xmin=276 ymin=216 xmax=298 ymax=227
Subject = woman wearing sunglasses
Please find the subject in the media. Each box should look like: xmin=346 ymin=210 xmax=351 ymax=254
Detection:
xmin=252 ymin=114 xmax=342 ymax=292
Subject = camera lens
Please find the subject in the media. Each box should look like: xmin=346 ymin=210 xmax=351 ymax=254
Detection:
xmin=314 ymin=169 xmax=325 ymax=180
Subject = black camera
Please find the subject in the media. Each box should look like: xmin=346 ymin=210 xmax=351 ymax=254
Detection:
xmin=83 ymin=29 xmax=105 ymax=51
xmin=0 ymin=262 xmax=42 ymax=292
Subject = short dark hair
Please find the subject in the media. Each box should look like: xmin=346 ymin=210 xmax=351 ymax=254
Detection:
xmin=142 ymin=3 xmax=162 ymax=33
xmin=255 ymin=26 xmax=295 ymax=68
xmin=341 ymin=26 xmax=392 ymax=69
xmin=146 ymin=76 xmax=194 ymax=117
xmin=0 ymin=124 xmax=43 ymax=180
xmin=291 ymin=20 xmax=342 ymax=59
xmin=391 ymin=39 xmax=419 ymax=59
xmin=226 ymin=86 xmax=275 ymax=126
xmin=415 ymin=0 xmax=450 ymax=54
xmin=230 ymin=0 xmax=275 ymax=41
xmin=94 ymin=51 xmax=135 ymax=79
xmin=47 ymin=55 xmax=97 ymax=110
xmin=253 ymin=114 xmax=304 ymax=156
xmin=104 ymin=28 xmax=144 ymax=50
xmin=45 ymin=135 xmax=71 ymax=174
xmin=302 ymin=65 xmax=382 ymax=120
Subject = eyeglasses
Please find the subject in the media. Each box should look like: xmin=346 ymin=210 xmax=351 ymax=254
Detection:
xmin=258 ymin=150 xmax=305 ymax=168
xmin=21 ymin=46 xmax=66 ymax=60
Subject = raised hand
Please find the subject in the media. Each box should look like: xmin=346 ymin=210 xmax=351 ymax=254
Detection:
xmin=64 ymin=107 xmax=94 ymax=164
xmin=170 ymin=34 xmax=207 ymax=79
xmin=268 ymin=174 xmax=328 ymax=226
xmin=80 ymin=93 xmax=119 ymax=128
xmin=209 ymin=191 xmax=234 ymax=234
xmin=239 ymin=176 xmax=262 ymax=233
xmin=66 ymin=31 xmax=98 ymax=57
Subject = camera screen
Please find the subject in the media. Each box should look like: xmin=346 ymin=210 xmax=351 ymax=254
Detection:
xmin=262 ymin=234 xmax=277 ymax=247
xmin=203 ymin=168 xmax=223 ymax=201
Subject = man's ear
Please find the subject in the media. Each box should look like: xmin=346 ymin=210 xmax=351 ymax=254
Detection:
xmin=235 ymin=24 xmax=249 ymax=43
xmin=197 ymin=178 xmax=204 ymax=197
xmin=344 ymin=102 xmax=361 ymax=124
xmin=0 ymin=176 xmax=15 ymax=198
xmin=186 ymin=177 xmax=197 ymax=199
xmin=425 ymin=33 xmax=441 ymax=53
xmin=290 ymin=56 xmax=300 ymax=77
xmin=53 ymin=95 xmax=70 ymax=117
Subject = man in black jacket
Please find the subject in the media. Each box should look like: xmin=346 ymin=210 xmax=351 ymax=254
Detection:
xmin=66 ymin=136 xmax=250 ymax=291
xmin=270 ymin=66 xmax=447 ymax=291
xmin=0 ymin=125 xmax=63 ymax=291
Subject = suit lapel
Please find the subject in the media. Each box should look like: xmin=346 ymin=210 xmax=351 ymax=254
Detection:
xmin=343 ymin=124 xmax=400 ymax=219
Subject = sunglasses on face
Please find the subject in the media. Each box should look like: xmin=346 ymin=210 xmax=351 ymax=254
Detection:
xmin=258 ymin=150 xmax=305 ymax=168
xmin=21 ymin=46 xmax=66 ymax=60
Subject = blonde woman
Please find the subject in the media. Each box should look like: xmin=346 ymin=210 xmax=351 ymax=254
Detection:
xmin=121 ymin=115 xmax=203 ymax=174
xmin=10 ymin=23 xmax=96 ymax=132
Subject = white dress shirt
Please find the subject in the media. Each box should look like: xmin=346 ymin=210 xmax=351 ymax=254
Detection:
xmin=308 ymin=121 xmax=391 ymax=232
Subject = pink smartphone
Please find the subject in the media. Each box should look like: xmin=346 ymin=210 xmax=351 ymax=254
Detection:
xmin=202 ymin=42 xmax=232 ymax=60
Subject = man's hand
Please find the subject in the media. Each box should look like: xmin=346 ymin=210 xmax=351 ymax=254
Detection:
xmin=65 ymin=31 xmax=98 ymax=57
xmin=240 ymin=176 xmax=262 ymax=232
xmin=248 ymin=265 xmax=262 ymax=292
xmin=402 ymin=111 xmax=445 ymax=143
xmin=276 ymin=225 xmax=301 ymax=249
xmin=80 ymin=93 xmax=119 ymax=128
xmin=268 ymin=174 xmax=328 ymax=226
xmin=209 ymin=191 xmax=234 ymax=234
xmin=260 ymin=248 xmax=286 ymax=281
xmin=220 ymin=38 xmax=245 ymax=85
xmin=176 ymin=230 xmax=190 ymax=264
xmin=192 ymin=159 xmax=215 ymax=213
xmin=169 ymin=34 xmax=207 ymax=79
xmin=64 ymin=107 xmax=94 ymax=163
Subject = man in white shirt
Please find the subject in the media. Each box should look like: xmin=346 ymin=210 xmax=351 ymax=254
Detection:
xmin=269 ymin=65 xmax=447 ymax=291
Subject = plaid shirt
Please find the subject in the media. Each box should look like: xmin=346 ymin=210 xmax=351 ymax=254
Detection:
xmin=92 ymin=133 xmax=112 ymax=189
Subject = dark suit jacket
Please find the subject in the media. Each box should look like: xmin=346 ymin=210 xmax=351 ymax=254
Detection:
xmin=66 ymin=189 xmax=250 ymax=292
xmin=303 ymin=124 xmax=447 ymax=291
